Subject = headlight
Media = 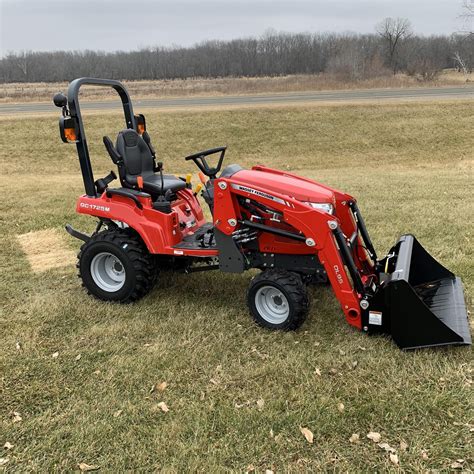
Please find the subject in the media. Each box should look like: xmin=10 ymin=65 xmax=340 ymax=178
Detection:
xmin=304 ymin=202 xmax=334 ymax=214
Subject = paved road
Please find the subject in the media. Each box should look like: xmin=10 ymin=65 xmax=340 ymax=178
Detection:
xmin=1 ymin=86 xmax=472 ymax=115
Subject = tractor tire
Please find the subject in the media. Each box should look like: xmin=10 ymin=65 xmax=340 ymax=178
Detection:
xmin=78 ymin=229 xmax=156 ymax=303
xmin=247 ymin=269 xmax=309 ymax=331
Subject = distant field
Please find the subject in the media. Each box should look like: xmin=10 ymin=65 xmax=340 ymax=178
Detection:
xmin=0 ymin=101 xmax=472 ymax=471
xmin=0 ymin=69 xmax=469 ymax=103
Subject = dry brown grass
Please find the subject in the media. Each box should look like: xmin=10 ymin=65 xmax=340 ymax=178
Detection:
xmin=16 ymin=229 xmax=76 ymax=273
xmin=0 ymin=70 xmax=469 ymax=103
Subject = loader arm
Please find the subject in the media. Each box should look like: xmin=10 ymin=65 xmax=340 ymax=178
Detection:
xmin=252 ymin=165 xmax=378 ymax=261
xmin=213 ymin=176 xmax=367 ymax=329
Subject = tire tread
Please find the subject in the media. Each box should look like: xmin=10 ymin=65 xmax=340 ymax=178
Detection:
xmin=77 ymin=229 xmax=155 ymax=303
xmin=248 ymin=269 xmax=309 ymax=330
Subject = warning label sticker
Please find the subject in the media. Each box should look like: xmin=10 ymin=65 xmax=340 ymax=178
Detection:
xmin=369 ymin=311 xmax=383 ymax=326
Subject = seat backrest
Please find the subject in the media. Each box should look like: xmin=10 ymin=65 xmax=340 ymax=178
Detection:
xmin=115 ymin=129 xmax=154 ymax=183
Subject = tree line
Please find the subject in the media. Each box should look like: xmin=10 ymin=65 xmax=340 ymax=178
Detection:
xmin=1 ymin=18 xmax=473 ymax=83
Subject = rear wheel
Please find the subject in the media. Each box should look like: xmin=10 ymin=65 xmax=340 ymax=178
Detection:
xmin=78 ymin=229 xmax=156 ymax=303
xmin=247 ymin=269 xmax=309 ymax=330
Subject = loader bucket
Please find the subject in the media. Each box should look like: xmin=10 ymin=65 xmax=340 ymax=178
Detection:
xmin=368 ymin=235 xmax=471 ymax=350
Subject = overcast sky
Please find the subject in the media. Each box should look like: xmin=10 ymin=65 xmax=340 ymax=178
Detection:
xmin=0 ymin=0 xmax=462 ymax=56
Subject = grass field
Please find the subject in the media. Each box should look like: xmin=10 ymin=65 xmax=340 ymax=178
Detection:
xmin=0 ymin=101 xmax=473 ymax=471
xmin=0 ymin=70 xmax=469 ymax=103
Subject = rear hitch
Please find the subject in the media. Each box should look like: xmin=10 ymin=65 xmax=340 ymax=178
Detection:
xmin=65 ymin=224 xmax=90 ymax=242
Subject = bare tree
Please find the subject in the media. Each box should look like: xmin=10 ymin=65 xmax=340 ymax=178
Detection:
xmin=376 ymin=17 xmax=413 ymax=74
xmin=0 ymin=30 xmax=460 ymax=84
xmin=453 ymin=51 xmax=469 ymax=75
xmin=461 ymin=0 xmax=474 ymax=19
xmin=459 ymin=0 xmax=473 ymax=36
xmin=453 ymin=0 xmax=474 ymax=77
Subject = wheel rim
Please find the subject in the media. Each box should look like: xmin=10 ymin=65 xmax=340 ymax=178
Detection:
xmin=90 ymin=252 xmax=126 ymax=292
xmin=255 ymin=285 xmax=289 ymax=324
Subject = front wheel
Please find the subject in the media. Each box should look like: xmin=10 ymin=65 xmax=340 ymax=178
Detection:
xmin=78 ymin=229 xmax=156 ymax=303
xmin=247 ymin=269 xmax=309 ymax=330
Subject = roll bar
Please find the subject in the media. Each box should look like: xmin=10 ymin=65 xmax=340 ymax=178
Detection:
xmin=66 ymin=78 xmax=137 ymax=197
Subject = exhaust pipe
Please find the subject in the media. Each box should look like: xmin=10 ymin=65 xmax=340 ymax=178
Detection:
xmin=366 ymin=235 xmax=471 ymax=350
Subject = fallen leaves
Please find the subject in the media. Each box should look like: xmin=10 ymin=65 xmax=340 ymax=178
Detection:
xmin=300 ymin=426 xmax=314 ymax=444
xmin=389 ymin=453 xmax=399 ymax=465
xmin=157 ymin=381 xmax=168 ymax=392
xmin=150 ymin=381 xmax=168 ymax=393
xmin=314 ymin=368 xmax=321 ymax=376
xmin=360 ymin=432 xmax=409 ymax=466
xmin=450 ymin=459 xmax=465 ymax=469
xmin=15 ymin=341 xmax=22 ymax=351
xmin=349 ymin=433 xmax=360 ymax=443
xmin=156 ymin=402 xmax=169 ymax=413
xmin=75 ymin=354 xmax=82 ymax=361
xmin=256 ymin=399 xmax=265 ymax=411
xmin=3 ymin=442 xmax=14 ymax=450
xmin=337 ymin=402 xmax=345 ymax=413
xmin=12 ymin=411 xmax=22 ymax=423
xmin=0 ymin=458 xmax=9 ymax=466
xmin=367 ymin=431 xmax=381 ymax=443
xmin=113 ymin=410 xmax=123 ymax=418
xmin=378 ymin=442 xmax=396 ymax=454
xmin=52 ymin=351 xmax=59 ymax=359
xmin=234 ymin=401 xmax=249 ymax=409
xmin=78 ymin=462 xmax=100 ymax=471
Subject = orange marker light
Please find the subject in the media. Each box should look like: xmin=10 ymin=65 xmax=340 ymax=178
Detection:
xmin=64 ymin=127 xmax=77 ymax=142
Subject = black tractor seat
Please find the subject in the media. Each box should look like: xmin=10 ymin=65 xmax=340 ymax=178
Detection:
xmin=124 ymin=173 xmax=186 ymax=195
xmin=104 ymin=129 xmax=186 ymax=198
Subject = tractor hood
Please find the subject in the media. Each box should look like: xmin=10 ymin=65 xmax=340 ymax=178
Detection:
xmin=231 ymin=169 xmax=334 ymax=204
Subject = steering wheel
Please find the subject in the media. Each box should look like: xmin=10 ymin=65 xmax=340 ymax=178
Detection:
xmin=185 ymin=146 xmax=227 ymax=179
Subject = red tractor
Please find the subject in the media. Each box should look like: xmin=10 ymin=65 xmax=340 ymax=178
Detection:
xmin=54 ymin=78 xmax=471 ymax=350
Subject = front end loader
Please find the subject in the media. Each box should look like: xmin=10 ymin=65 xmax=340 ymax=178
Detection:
xmin=53 ymin=77 xmax=471 ymax=350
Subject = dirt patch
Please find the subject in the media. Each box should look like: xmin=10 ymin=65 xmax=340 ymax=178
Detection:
xmin=17 ymin=228 xmax=76 ymax=273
